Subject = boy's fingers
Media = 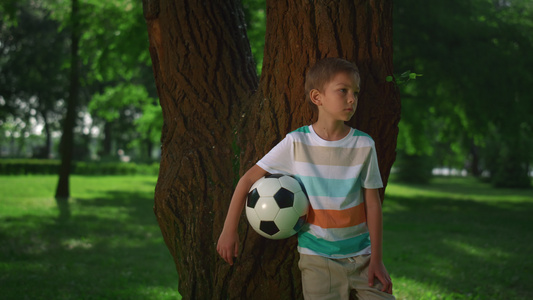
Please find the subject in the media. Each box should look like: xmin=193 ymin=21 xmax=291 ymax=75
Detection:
xmin=224 ymin=251 xmax=233 ymax=265
xmin=367 ymin=271 xmax=374 ymax=286
xmin=379 ymin=275 xmax=388 ymax=292
xmin=370 ymin=272 xmax=393 ymax=294
xmin=376 ymin=274 xmax=385 ymax=291
xmin=379 ymin=275 xmax=392 ymax=293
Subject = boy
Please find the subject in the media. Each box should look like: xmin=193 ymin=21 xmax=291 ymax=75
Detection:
xmin=217 ymin=58 xmax=394 ymax=299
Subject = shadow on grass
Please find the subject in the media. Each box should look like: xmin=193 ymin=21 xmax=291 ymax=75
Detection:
xmin=383 ymin=192 xmax=533 ymax=299
xmin=0 ymin=185 xmax=180 ymax=300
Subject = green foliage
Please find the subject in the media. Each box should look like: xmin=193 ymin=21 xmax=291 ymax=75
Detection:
xmin=73 ymin=161 xmax=159 ymax=175
xmin=44 ymin=0 xmax=151 ymax=84
xmin=0 ymin=159 xmax=159 ymax=175
xmin=133 ymin=102 xmax=163 ymax=146
xmin=241 ymin=0 xmax=266 ymax=74
xmin=0 ymin=159 xmax=60 ymax=175
xmin=481 ymin=125 xmax=531 ymax=188
xmin=393 ymin=152 xmax=435 ymax=184
xmin=394 ymin=0 xmax=533 ymax=186
xmin=89 ymin=83 xmax=162 ymax=153
xmin=386 ymin=70 xmax=423 ymax=86
xmin=0 ymin=0 xmax=159 ymax=162
xmin=0 ymin=0 xmax=18 ymax=26
xmin=0 ymin=0 xmax=68 ymax=140
xmin=89 ymin=83 xmax=154 ymax=121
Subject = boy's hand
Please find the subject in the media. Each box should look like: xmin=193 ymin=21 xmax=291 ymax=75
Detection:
xmin=368 ymin=259 xmax=393 ymax=294
xmin=216 ymin=165 xmax=266 ymax=266
xmin=216 ymin=230 xmax=239 ymax=265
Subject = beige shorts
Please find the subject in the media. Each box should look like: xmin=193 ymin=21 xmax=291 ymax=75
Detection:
xmin=298 ymin=254 xmax=395 ymax=300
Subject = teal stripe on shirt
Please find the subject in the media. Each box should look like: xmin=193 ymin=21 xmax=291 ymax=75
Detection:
xmin=298 ymin=231 xmax=371 ymax=256
xmin=291 ymin=126 xmax=311 ymax=133
xmin=352 ymin=129 xmax=371 ymax=138
xmin=298 ymin=175 xmax=359 ymax=198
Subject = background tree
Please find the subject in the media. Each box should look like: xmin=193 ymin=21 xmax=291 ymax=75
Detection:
xmin=393 ymin=0 xmax=533 ymax=187
xmin=143 ymin=0 xmax=400 ymax=299
xmin=77 ymin=0 xmax=159 ymax=161
xmin=0 ymin=0 xmax=68 ymax=158
xmin=0 ymin=0 xmax=159 ymax=162
xmin=55 ymin=0 xmax=80 ymax=200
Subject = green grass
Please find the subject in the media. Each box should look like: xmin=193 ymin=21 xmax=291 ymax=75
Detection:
xmin=383 ymin=176 xmax=533 ymax=300
xmin=2 ymin=175 xmax=532 ymax=299
xmin=0 ymin=175 xmax=181 ymax=300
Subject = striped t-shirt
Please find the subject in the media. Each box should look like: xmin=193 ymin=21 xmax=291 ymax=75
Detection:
xmin=256 ymin=125 xmax=383 ymax=258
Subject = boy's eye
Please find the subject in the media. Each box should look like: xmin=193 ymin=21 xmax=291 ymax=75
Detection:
xmin=339 ymin=89 xmax=347 ymax=93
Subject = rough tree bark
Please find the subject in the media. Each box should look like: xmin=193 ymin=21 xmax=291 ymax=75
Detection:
xmin=143 ymin=1 xmax=400 ymax=299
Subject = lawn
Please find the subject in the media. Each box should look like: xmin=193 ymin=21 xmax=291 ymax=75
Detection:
xmin=1 ymin=175 xmax=531 ymax=299
xmin=0 ymin=175 xmax=181 ymax=300
xmin=383 ymin=176 xmax=533 ymax=300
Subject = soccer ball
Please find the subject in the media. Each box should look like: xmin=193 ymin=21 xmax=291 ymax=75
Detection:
xmin=245 ymin=174 xmax=309 ymax=240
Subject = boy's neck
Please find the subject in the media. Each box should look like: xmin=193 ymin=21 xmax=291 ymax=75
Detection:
xmin=312 ymin=120 xmax=351 ymax=141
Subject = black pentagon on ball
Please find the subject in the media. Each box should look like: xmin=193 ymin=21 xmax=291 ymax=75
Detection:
xmin=274 ymin=188 xmax=294 ymax=208
xmin=293 ymin=215 xmax=307 ymax=232
xmin=260 ymin=220 xmax=280 ymax=236
xmin=266 ymin=173 xmax=285 ymax=179
xmin=247 ymin=188 xmax=260 ymax=208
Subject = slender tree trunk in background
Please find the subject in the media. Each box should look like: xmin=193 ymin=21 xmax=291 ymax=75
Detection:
xmin=146 ymin=129 xmax=153 ymax=161
xmin=102 ymin=121 xmax=112 ymax=157
xmin=55 ymin=0 xmax=80 ymax=202
xmin=469 ymin=141 xmax=481 ymax=177
xmin=143 ymin=0 xmax=400 ymax=299
xmin=40 ymin=109 xmax=51 ymax=158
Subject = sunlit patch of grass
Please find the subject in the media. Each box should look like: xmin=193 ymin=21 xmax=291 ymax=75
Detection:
xmin=443 ymin=239 xmax=510 ymax=260
xmin=386 ymin=176 xmax=533 ymax=203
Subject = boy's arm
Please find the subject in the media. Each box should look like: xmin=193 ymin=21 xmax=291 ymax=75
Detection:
xmin=217 ymin=164 xmax=267 ymax=265
xmin=364 ymin=188 xmax=393 ymax=294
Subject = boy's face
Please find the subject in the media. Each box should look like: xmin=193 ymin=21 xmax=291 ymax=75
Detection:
xmin=313 ymin=72 xmax=360 ymax=122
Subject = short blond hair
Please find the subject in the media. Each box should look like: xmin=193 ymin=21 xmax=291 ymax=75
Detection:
xmin=305 ymin=58 xmax=360 ymax=109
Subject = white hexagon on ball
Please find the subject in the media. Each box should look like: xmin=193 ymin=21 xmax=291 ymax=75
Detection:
xmin=278 ymin=175 xmax=302 ymax=192
xmin=274 ymin=208 xmax=300 ymax=231
xmin=254 ymin=196 xmax=280 ymax=221
xmin=255 ymin=178 xmax=282 ymax=197
xmin=245 ymin=206 xmax=261 ymax=230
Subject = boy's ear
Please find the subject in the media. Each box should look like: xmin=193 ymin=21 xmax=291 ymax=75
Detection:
xmin=310 ymin=89 xmax=322 ymax=106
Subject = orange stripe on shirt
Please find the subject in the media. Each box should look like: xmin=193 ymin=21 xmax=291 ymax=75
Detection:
xmin=307 ymin=202 xmax=367 ymax=229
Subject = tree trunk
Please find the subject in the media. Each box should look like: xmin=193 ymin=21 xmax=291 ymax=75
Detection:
xmin=55 ymin=0 xmax=80 ymax=201
xmin=40 ymin=108 xmax=51 ymax=158
xmin=102 ymin=121 xmax=113 ymax=157
xmin=469 ymin=141 xmax=481 ymax=177
xmin=146 ymin=135 xmax=153 ymax=161
xmin=143 ymin=1 xmax=400 ymax=299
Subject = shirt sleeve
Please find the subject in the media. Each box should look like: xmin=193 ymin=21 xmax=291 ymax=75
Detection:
xmin=360 ymin=142 xmax=384 ymax=189
xmin=256 ymin=134 xmax=294 ymax=175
